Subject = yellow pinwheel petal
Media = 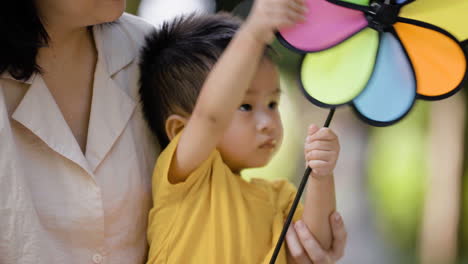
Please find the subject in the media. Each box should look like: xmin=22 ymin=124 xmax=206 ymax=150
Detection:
xmin=400 ymin=0 xmax=468 ymax=41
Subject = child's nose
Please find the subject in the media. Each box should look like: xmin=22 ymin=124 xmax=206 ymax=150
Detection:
xmin=256 ymin=113 xmax=275 ymax=133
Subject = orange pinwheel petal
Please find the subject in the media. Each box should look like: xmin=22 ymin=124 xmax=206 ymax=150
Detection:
xmin=394 ymin=21 xmax=467 ymax=99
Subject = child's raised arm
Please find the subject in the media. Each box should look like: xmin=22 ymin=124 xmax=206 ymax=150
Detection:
xmin=169 ymin=0 xmax=307 ymax=183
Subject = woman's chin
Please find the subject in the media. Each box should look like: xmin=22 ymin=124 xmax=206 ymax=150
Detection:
xmin=103 ymin=10 xmax=125 ymax=23
xmin=96 ymin=1 xmax=126 ymax=24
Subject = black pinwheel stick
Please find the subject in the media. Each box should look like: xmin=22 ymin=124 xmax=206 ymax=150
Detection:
xmin=269 ymin=107 xmax=336 ymax=264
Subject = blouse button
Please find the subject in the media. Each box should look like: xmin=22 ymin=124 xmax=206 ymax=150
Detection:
xmin=92 ymin=253 xmax=103 ymax=263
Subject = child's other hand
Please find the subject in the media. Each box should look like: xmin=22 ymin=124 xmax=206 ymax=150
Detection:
xmin=304 ymin=124 xmax=340 ymax=179
xmin=244 ymin=0 xmax=308 ymax=44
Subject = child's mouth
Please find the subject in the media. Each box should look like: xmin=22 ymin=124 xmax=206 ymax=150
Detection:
xmin=259 ymin=139 xmax=277 ymax=150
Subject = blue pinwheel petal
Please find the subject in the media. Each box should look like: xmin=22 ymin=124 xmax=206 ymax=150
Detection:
xmin=396 ymin=0 xmax=409 ymax=4
xmin=353 ymin=32 xmax=416 ymax=125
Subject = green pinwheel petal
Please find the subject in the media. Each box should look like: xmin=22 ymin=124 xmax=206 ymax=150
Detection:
xmin=339 ymin=0 xmax=369 ymax=6
xmin=300 ymin=28 xmax=379 ymax=106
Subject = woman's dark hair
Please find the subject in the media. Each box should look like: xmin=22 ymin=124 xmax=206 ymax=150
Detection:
xmin=0 ymin=1 xmax=49 ymax=81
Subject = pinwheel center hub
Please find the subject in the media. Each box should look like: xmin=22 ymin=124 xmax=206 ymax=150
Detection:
xmin=366 ymin=1 xmax=401 ymax=32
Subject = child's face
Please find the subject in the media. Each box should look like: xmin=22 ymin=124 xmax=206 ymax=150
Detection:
xmin=217 ymin=59 xmax=283 ymax=173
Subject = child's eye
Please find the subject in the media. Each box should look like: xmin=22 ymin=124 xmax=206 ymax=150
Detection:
xmin=239 ymin=104 xmax=252 ymax=111
xmin=268 ymin=101 xmax=278 ymax=110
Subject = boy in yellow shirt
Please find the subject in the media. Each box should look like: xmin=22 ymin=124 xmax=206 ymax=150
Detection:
xmin=139 ymin=0 xmax=341 ymax=263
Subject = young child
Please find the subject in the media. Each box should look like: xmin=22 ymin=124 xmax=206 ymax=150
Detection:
xmin=139 ymin=0 xmax=340 ymax=263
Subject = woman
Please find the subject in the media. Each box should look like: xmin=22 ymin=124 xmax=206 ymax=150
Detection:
xmin=0 ymin=1 xmax=346 ymax=263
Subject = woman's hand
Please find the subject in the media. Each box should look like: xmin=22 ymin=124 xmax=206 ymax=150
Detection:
xmin=286 ymin=212 xmax=347 ymax=264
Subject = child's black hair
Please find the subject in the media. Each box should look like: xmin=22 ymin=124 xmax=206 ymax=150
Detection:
xmin=139 ymin=13 xmax=243 ymax=148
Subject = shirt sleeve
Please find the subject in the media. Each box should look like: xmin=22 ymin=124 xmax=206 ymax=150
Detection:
xmin=271 ymin=179 xmax=304 ymax=223
xmin=151 ymin=131 xmax=219 ymax=203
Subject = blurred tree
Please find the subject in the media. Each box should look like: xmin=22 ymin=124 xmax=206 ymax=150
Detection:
xmin=419 ymin=92 xmax=465 ymax=264
xmin=126 ymin=0 xmax=141 ymax=15
xmin=216 ymin=0 xmax=244 ymax=12
xmin=457 ymin=41 xmax=468 ymax=264
xmin=367 ymin=101 xmax=429 ymax=260
xmin=137 ymin=0 xmax=215 ymax=26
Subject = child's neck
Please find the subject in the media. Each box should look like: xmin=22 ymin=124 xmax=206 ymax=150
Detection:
xmin=229 ymin=166 xmax=243 ymax=176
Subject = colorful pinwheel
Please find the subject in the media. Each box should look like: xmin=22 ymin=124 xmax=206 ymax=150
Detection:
xmin=269 ymin=2 xmax=467 ymax=263
xmin=276 ymin=0 xmax=468 ymax=126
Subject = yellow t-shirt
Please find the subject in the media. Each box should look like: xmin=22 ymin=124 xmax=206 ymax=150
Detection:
xmin=147 ymin=134 xmax=303 ymax=264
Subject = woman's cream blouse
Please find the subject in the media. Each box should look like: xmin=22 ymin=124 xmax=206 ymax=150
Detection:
xmin=0 ymin=13 xmax=159 ymax=264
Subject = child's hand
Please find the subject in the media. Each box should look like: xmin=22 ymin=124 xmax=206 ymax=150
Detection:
xmin=304 ymin=124 xmax=340 ymax=179
xmin=244 ymin=0 xmax=308 ymax=44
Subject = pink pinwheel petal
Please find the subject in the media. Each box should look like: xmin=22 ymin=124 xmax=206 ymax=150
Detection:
xmin=277 ymin=0 xmax=369 ymax=52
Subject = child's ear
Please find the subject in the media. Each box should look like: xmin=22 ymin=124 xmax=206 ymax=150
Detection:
xmin=165 ymin=114 xmax=188 ymax=141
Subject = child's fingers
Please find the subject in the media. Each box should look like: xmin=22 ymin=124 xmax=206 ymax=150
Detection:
xmin=307 ymin=124 xmax=320 ymax=135
xmin=278 ymin=6 xmax=307 ymax=27
xmin=293 ymin=0 xmax=307 ymax=6
xmin=307 ymin=160 xmax=335 ymax=177
xmin=305 ymin=150 xmax=337 ymax=163
xmin=306 ymin=160 xmax=329 ymax=170
xmin=304 ymin=140 xmax=339 ymax=152
xmin=287 ymin=0 xmax=308 ymax=16
xmin=290 ymin=6 xmax=308 ymax=22
xmin=311 ymin=170 xmax=332 ymax=179
xmin=268 ymin=8 xmax=304 ymax=29
xmin=253 ymin=0 xmax=307 ymax=33
xmin=308 ymin=128 xmax=338 ymax=142
xmin=284 ymin=8 xmax=306 ymax=24
xmin=274 ymin=0 xmax=307 ymax=16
